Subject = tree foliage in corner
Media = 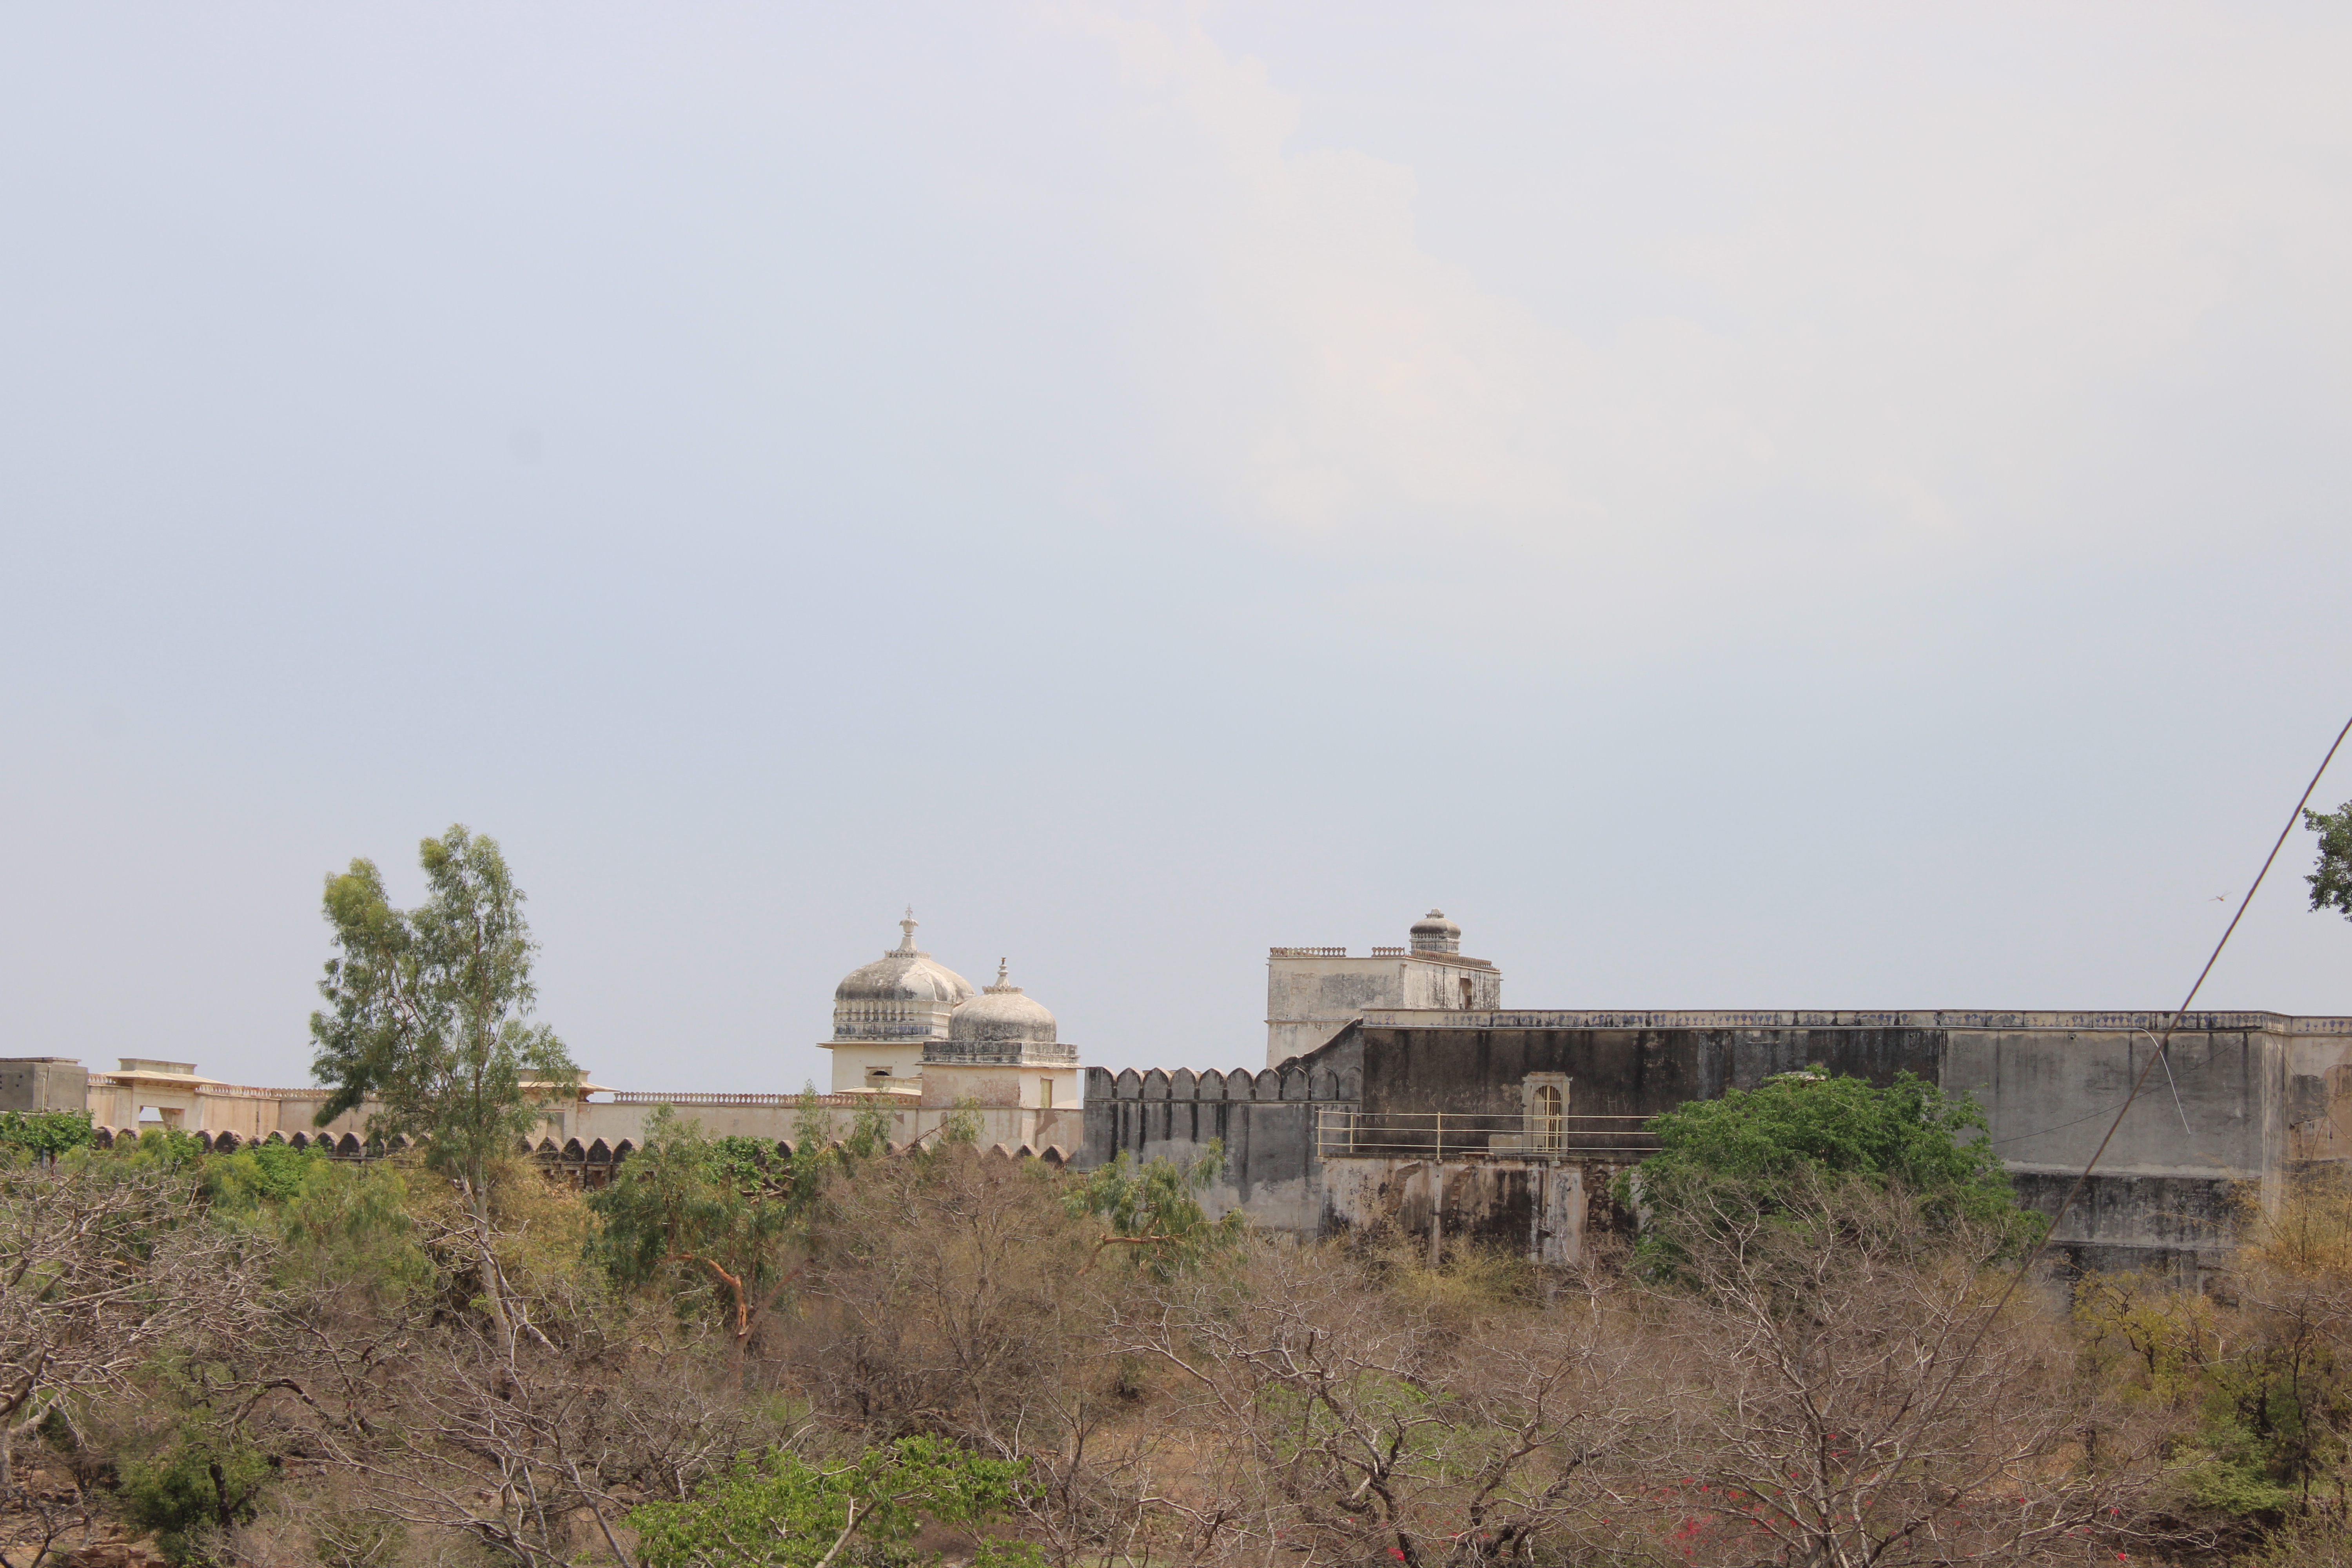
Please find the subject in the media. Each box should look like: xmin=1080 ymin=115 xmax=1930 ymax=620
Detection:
xmin=1623 ymin=1069 xmax=2043 ymax=1269
xmin=2307 ymin=799 xmax=2352 ymax=921
xmin=307 ymin=824 xmax=576 ymax=1348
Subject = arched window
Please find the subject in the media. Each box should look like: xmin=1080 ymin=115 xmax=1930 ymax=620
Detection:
xmin=1533 ymin=1083 xmax=1564 ymax=1151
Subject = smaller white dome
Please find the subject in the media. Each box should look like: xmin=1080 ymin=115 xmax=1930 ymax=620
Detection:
xmin=951 ymin=959 xmax=1057 ymax=1047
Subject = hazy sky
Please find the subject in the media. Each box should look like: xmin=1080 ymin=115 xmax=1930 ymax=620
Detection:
xmin=5 ymin=2 xmax=2351 ymax=1093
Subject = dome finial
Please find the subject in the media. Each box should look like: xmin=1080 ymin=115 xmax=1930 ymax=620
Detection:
xmin=996 ymin=956 xmax=1009 ymax=986
xmin=897 ymin=909 xmax=919 ymax=953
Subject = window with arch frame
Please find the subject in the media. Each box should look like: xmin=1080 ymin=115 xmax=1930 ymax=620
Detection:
xmin=1532 ymin=1083 xmax=1564 ymax=1151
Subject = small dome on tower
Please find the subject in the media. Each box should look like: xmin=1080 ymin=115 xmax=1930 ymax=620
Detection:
xmin=1409 ymin=909 xmax=1461 ymax=955
xmin=950 ymin=959 xmax=1058 ymax=1047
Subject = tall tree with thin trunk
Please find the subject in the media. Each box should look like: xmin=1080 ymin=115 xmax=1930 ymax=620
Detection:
xmin=309 ymin=824 xmax=577 ymax=1355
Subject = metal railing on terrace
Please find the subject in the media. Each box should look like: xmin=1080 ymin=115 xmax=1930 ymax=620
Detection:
xmin=1315 ymin=1108 xmax=1661 ymax=1162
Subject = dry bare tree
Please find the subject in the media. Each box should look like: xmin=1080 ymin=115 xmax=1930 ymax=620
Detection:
xmin=0 ymin=1158 xmax=269 ymax=1488
xmin=1103 ymin=1240 xmax=1651 ymax=1567
xmin=1622 ymin=1172 xmax=2184 ymax=1567
xmin=789 ymin=1148 xmax=1107 ymax=1442
xmin=781 ymin=1146 xmax=1160 ymax=1561
xmin=192 ymin=1162 xmax=775 ymax=1568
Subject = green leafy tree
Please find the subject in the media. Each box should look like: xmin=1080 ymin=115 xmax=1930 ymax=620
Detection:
xmin=307 ymin=824 xmax=577 ymax=1351
xmin=2308 ymin=800 xmax=2352 ymax=920
xmin=1064 ymin=1143 xmax=1244 ymax=1278
xmin=0 ymin=1109 xmax=95 ymax=1160
xmin=629 ymin=1435 xmax=1044 ymax=1568
xmin=196 ymin=1140 xmax=331 ymax=1214
xmin=120 ymin=1414 xmax=276 ymax=1564
xmin=592 ymin=1107 xmax=806 ymax=1349
xmin=1621 ymin=1069 xmax=2042 ymax=1272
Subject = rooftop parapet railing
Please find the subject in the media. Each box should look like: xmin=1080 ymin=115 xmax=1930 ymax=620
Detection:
xmin=604 ymin=1091 xmax=916 ymax=1107
xmin=1356 ymin=1008 xmax=2352 ymax=1033
xmin=1315 ymin=1108 xmax=1661 ymax=1162
xmin=1270 ymin=946 xmax=1349 ymax=958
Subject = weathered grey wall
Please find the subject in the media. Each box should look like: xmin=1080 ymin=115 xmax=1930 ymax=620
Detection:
xmin=0 ymin=1058 xmax=89 ymax=1113
xmin=1351 ymin=1022 xmax=1944 ymax=1126
xmin=1266 ymin=952 xmax=1502 ymax=1067
xmin=1320 ymin=1156 xmax=1626 ymax=1265
xmin=1091 ymin=1010 xmax=2352 ymax=1277
xmin=1076 ymin=1039 xmax=1363 ymax=1233
xmin=1339 ymin=1012 xmax=2350 ymax=1277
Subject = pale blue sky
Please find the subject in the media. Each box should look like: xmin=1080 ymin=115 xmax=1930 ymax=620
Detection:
xmin=4 ymin=2 xmax=2350 ymax=1093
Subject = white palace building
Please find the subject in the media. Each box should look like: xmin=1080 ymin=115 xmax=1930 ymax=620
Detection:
xmin=11 ymin=910 xmax=1090 ymax=1169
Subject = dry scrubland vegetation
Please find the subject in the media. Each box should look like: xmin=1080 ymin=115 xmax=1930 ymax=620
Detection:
xmin=18 ymin=821 xmax=2349 ymax=1567
xmin=6 ymin=1087 xmax=2352 ymax=1568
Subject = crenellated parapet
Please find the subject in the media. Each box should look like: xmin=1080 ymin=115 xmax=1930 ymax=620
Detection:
xmin=1090 ymin=1060 xmax=1360 ymax=1105
xmin=1074 ymin=1032 xmax=1365 ymax=1236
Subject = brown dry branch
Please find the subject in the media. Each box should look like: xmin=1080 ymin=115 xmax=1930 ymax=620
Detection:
xmin=782 ymin=1147 xmax=1167 ymax=1561
xmin=0 ymin=1160 xmax=270 ymax=1490
xmin=1103 ymin=1240 xmax=1653 ymax=1567
xmin=258 ymin=1227 xmax=766 ymax=1568
xmin=1618 ymin=1172 xmax=2190 ymax=1567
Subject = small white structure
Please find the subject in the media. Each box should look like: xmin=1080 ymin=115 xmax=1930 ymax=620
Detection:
xmin=820 ymin=913 xmax=976 ymax=1092
xmin=922 ymin=959 xmax=1081 ymax=1117
xmin=1264 ymin=910 xmax=1503 ymax=1066
xmin=817 ymin=912 xmax=1082 ymax=1115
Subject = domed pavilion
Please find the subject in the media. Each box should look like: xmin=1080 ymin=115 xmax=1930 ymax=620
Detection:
xmin=818 ymin=914 xmax=1081 ymax=1116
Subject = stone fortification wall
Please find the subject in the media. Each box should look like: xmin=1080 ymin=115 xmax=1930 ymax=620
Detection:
xmin=1073 ymin=1039 xmax=1364 ymax=1234
xmin=571 ymin=1094 xmax=1083 ymax=1161
xmin=1099 ymin=1010 xmax=2352 ymax=1281
xmin=1345 ymin=1011 xmax=2352 ymax=1281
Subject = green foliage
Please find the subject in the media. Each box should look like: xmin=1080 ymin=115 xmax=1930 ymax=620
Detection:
xmin=936 ymin=1096 xmax=982 ymax=1148
xmin=265 ymin=1158 xmax=429 ymax=1305
xmin=2076 ymin=1176 xmax=2352 ymax=1533
xmin=628 ymin=1435 xmax=1044 ymax=1568
xmin=307 ymin=825 xmax=578 ymax=1201
xmin=2074 ymin=1268 xmax=2220 ymax=1406
xmin=106 ymin=1126 xmax=207 ymax=1171
xmin=1620 ymin=1069 xmax=2042 ymax=1270
xmin=0 ymin=1108 xmax=95 ymax=1158
xmin=119 ymin=1425 xmax=274 ymax=1564
xmin=1063 ymin=1142 xmax=1244 ymax=1278
xmin=591 ymin=1106 xmax=805 ymax=1342
xmin=198 ymin=1140 xmax=331 ymax=1213
xmin=2308 ymin=799 xmax=2352 ymax=921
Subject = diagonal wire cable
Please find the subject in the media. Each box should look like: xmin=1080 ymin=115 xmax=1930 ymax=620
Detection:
xmin=1940 ymin=707 xmax=2352 ymax=1384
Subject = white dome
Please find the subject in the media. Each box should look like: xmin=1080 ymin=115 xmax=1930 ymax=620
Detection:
xmin=829 ymin=915 xmax=974 ymax=1042
xmin=951 ymin=962 xmax=1057 ymax=1047
xmin=930 ymin=960 xmax=1075 ymax=1064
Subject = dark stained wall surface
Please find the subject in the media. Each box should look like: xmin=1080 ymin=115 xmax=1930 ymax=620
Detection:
xmin=1086 ymin=1010 xmax=2352 ymax=1279
xmin=1351 ymin=1024 xmax=1946 ymax=1121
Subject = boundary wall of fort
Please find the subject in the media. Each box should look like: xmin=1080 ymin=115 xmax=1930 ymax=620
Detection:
xmin=1086 ymin=1009 xmax=2352 ymax=1281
